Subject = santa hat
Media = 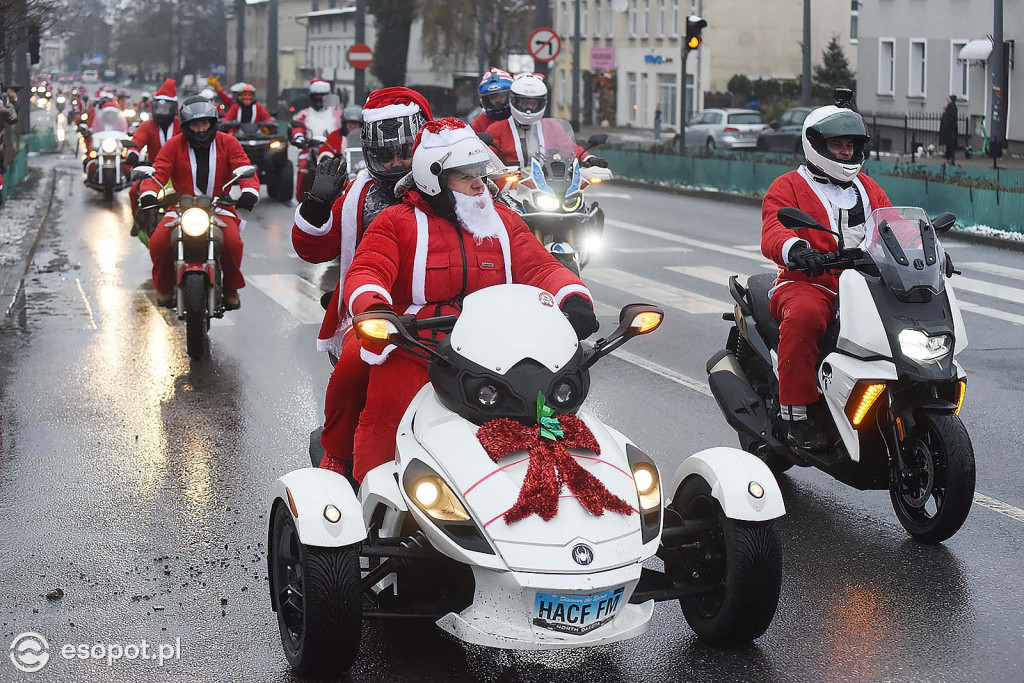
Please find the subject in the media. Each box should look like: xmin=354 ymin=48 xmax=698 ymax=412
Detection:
xmin=100 ymin=100 xmax=120 ymax=110
xmin=362 ymin=86 xmax=433 ymax=124
xmin=154 ymin=78 xmax=178 ymax=102
xmin=309 ymin=78 xmax=331 ymax=95
xmin=412 ymin=117 xmax=476 ymax=151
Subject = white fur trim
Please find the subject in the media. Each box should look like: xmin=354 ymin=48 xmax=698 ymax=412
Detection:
xmin=348 ymin=284 xmax=392 ymax=313
xmin=412 ymin=208 xmax=429 ymax=305
xmin=154 ymin=95 xmax=177 ymax=102
xmin=781 ymin=237 xmax=807 ymax=265
xmin=797 ymin=166 xmax=839 ymax=243
xmin=360 ymin=344 xmax=397 ymax=365
xmin=339 ymin=171 xmax=373 ymax=288
xmin=496 ymin=225 xmax=513 ymax=283
xmin=241 ymin=186 xmax=259 ymax=196
xmin=187 ymin=144 xmax=217 ymax=196
xmin=362 ymin=103 xmax=419 ymax=123
xmin=509 ymin=118 xmax=524 ymax=167
xmin=309 ymin=81 xmax=331 ymax=94
xmin=418 ymin=125 xmax=477 ymax=149
xmin=553 ymin=284 xmax=592 ymax=306
xmin=140 ymin=190 xmax=158 ymax=199
xmin=294 ymin=203 xmax=333 ymax=236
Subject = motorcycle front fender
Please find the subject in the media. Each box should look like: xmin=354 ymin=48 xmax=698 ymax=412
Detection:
xmin=667 ymin=447 xmax=785 ymax=522
xmin=268 ymin=468 xmax=366 ymax=548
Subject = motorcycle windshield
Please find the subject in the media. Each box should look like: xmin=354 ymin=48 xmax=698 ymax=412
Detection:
xmin=524 ymin=118 xmax=579 ymax=164
xmin=99 ymin=110 xmax=128 ymax=132
xmin=862 ymin=206 xmax=945 ymax=295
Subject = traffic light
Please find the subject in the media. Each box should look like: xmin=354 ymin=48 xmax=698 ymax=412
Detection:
xmin=685 ymin=15 xmax=707 ymax=52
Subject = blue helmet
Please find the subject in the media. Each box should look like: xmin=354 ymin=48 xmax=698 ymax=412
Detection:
xmin=478 ymin=70 xmax=513 ymax=119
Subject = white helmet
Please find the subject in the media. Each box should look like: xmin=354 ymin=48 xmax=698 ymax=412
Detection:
xmin=199 ymin=88 xmax=216 ymax=101
xmin=801 ymin=105 xmax=871 ymax=185
xmin=509 ymin=73 xmax=548 ymax=126
xmin=412 ymin=118 xmax=504 ymax=197
xmin=229 ymin=82 xmax=247 ymax=94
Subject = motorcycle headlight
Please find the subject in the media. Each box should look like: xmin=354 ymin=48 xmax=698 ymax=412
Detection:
xmin=140 ymin=112 xmax=151 ymax=122
xmin=631 ymin=463 xmax=660 ymax=511
xmin=898 ymin=329 xmax=951 ymax=362
xmin=57 ymin=96 xmax=66 ymax=104
xmin=180 ymin=207 xmax=211 ymax=237
xmin=562 ymin=194 xmax=583 ymax=212
xmin=535 ymin=193 xmax=560 ymax=212
xmin=100 ymin=138 xmax=118 ymax=154
xmin=269 ymin=140 xmax=283 ymax=149
xmin=408 ymin=475 xmax=470 ymax=522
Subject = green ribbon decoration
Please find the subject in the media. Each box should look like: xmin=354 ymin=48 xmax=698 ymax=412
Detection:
xmin=536 ymin=392 xmax=564 ymax=441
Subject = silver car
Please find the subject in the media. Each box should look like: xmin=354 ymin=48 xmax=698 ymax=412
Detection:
xmin=683 ymin=108 xmax=768 ymax=151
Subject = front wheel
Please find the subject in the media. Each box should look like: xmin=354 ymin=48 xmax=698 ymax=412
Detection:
xmin=270 ymin=502 xmax=361 ymax=676
xmin=670 ymin=476 xmax=781 ymax=646
xmin=890 ymin=411 xmax=975 ymax=543
xmin=182 ymin=272 xmax=208 ymax=360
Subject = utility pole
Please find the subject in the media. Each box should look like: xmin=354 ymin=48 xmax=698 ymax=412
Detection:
xmin=800 ymin=0 xmax=811 ymax=104
xmin=534 ymin=0 xmax=551 ymax=80
xmin=571 ymin=0 xmax=580 ymax=130
xmin=989 ymin=0 xmax=1005 ymax=166
xmin=268 ymin=0 xmax=279 ymax=108
xmin=354 ymin=0 xmax=366 ymax=104
xmin=477 ymin=0 xmax=488 ymax=76
xmin=15 ymin=0 xmax=29 ymax=133
xmin=235 ymin=0 xmax=245 ymax=83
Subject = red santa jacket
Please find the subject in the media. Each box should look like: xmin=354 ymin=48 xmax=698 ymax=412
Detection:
xmin=761 ymin=166 xmax=892 ymax=294
xmin=130 ymin=118 xmax=181 ymax=161
xmin=343 ymin=187 xmax=593 ymax=364
xmin=292 ymin=170 xmax=379 ymax=353
xmin=471 ymin=111 xmax=497 ymax=133
xmin=223 ymin=102 xmax=274 ymax=124
xmin=139 ymin=131 xmax=260 ymax=213
xmin=484 ymin=117 xmax=592 ymax=168
xmin=215 ymin=89 xmax=234 ymax=109
xmin=317 ymin=128 xmax=350 ymax=158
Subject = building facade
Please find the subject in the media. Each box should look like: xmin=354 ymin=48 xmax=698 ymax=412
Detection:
xmin=855 ymin=0 xmax=1022 ymax=153
xmin=226 ymin=0 xmax=310 ymax=98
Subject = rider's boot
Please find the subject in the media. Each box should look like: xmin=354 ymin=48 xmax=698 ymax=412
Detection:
xmin=786 ymin=417 xmax=831 ymax=451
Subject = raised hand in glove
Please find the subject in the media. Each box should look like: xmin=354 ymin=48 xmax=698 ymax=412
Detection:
xmin=139 ymin=193 xmax=159 ymax=210
xmin=307 ymin=156 xmax=348 ymax=204
xmin=582 ymin=156 xmax=608 ymax=168
xmin=561 ymin=295 xmax=599 ymax=340
xmin=207 ymin=76 xmax=223 ymax=92
xmin=788 ymin=246 xmax=828 ymax=277
xmin=237 ymin=191 xmax=258 ymax=212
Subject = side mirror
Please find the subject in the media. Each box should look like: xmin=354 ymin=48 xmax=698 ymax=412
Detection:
xmin=583 ymin=304 xmax=665 ymax=369
xmin=931 ymin=212 xmax=957 ymax=233
xmin=769 ymin=120 xmax=780 ymax=130
xmin=587 ymin=133 xmax=608 ymax=147
xmin=310 ymin=135 xmax=327 ymax=146
xmin=131 ymin=165 xmax=156 ymax=180
xmin=232 ymin=165 xmax=257 ymax=180
xmin=78 ymin=123 xmax=91 ymax=136
xmin=477 ymin=132 xmax=494 ymax=145
xmin=777 ymin=207 xmax=833 ymax=234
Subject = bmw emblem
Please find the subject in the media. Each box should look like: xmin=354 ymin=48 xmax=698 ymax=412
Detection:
xmin=571 ymin=543 xmax=594 ymax=566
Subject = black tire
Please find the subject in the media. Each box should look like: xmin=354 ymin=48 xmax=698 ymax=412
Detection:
xmin=182 ymin=272 xmax=208 ymax=360
xmin=270 ymin=503 xmax=361 ymax=676
xmin=103 ymin=184 xmax=114 ymax=205
xmin=274 ymin=160 xmax=294 ymax=203
xmin=890 ymin=411 xmax=975 ymax=544
xmin=671 ymin=476 xmax=782 ymax=646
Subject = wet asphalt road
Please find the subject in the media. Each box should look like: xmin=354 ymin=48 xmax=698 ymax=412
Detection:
xmin=1 ymin=141 xmax=1023 ymax=682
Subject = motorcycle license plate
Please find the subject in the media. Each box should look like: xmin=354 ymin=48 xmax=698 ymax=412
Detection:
xmin=532 ymin=586 xmax=625 ymax=635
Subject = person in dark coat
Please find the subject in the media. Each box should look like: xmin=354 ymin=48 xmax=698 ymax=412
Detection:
xmin=939 ymin=96 xmax=959 ymax=166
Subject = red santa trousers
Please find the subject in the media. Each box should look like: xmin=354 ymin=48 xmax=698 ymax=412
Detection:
xmin=148 ymin=213 xmax=245 ymax=293
xmin=319 ymin=331 xmax=371 ymax=475
xmin=769 ymin=281 xmax=836 ymax=407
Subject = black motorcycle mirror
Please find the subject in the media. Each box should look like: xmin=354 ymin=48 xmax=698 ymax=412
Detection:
xmin=476 ymin=132 xmax=494 ymax=146
xmin=77 ymin=123 xmax=92 ymax=136
xmin=351 ymin=309 xmax=447 ymax=363
xmin=777 ymin=207 xmax=838 ymax=236
xmin=583 ymin=133 xmax=608 ymax=151
xmin=232 ymin=165 xmax=257 ymax=180
xmin=583 ymin=304 xmax=665 ymax=369
xmin=931 ymin=212 xmax=957 ymax=233
xmin=131 ymin=165 xmax=156 ymax=181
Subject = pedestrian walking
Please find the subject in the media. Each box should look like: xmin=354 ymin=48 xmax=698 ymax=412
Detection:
xmin=0 ymin=86 xmax=19 ymax=207
xmin=654 ymin=103 xmax=662 ymax=141
xmin=939 ymin=95 xmax=959 ymax=166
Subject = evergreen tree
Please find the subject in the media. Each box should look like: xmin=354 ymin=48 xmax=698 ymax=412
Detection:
xmin=812 ymin=36 xmax=855 ymax=102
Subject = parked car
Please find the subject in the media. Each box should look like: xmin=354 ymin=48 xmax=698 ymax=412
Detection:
xmin=683 ymin=108 xmax=768 ymax=151
xmin=756 ymin=106 xmax=813 ymax=153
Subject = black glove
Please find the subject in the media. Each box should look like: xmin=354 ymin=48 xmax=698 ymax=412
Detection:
xmin=561 ymin=295 xmax=599 ymax=340
xmin=788 ymin=245 xmax=828 ymax=277
xmin=125 ymin=149 xmax=140 ymax=165
xmin=306 ymin=156 xmax=348 ymax=206
xmin=237 ymin=191 xmax=258 ymax=212
xmin=139 ymin=193 xmax=158 ymax=210
xmin=582 ymin=156 xmax=608 ymax=168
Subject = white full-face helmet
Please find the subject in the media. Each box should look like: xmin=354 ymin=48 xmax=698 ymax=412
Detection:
xmin=801 ymin=105 xmax=871 ymax=185
xmin=411 ymin=118 xmax=505 ymax=214
xmin=509 ymin=73 xmax=548 ymax=127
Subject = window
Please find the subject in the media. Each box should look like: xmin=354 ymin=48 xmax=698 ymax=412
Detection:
xmin=657 ymin=73 xmax=677 ymax=125
xmin=658 ymin=0 xmax=665 ymax=37
xmin=559 ymin=69 xmax=567 ymax=106
xmin=629 ymin=0 xmax=637 ymax=37
xmin=850 ymin=1 xmax=859 ymax=43
xmin=707 ymin=112 xmax=723 ymax=125
xmin=950 ymin=40 xmax=969 ymax=100
xmin=594 ymin=0 xmax=602 ymax=37
xmin=581 ymin=0 xmax=588 ymax=37
xmin=728 ymin=112 xmax=765 ymax=124
xmin=909 ymin=39 xmax=926 ymax=97
xmin=606 ymin=0 xmax=614 ymax=36
xmin=878 ymin=39 xmax=895 ymax=95
xmin=561 ymin=1 xmax=568 ymax=32
xmin=627 ymin=72 xmax=638 ymax=122
xmin=642 ymin=0 xmax=650 ymax=37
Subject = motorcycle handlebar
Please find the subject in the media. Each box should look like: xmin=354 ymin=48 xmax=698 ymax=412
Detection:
xmin=397 ymin=314 xmax=459 ymax=332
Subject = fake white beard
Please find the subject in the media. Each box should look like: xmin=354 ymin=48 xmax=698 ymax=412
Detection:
xmin=452 ymin=190 xmax=504 ymax=243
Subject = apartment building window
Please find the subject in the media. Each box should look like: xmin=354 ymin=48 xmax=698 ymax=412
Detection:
xmin=628 ymin=72 xmax=638 ymax=122
xmin=594 ymin=0 xmax=602 ymax=38
xmin=657 ymin=0 xmax=665 ymax=37
xmin=581 ymin=0 xmax=588 ymax=37
xmin=561 ymin=2 xmax=568 ymax=33
xmin=606 ymin=0 xmax=614 ymax=37
xmin=909 ymin=39 xmax=926 ymax=97
xmin=629 ymin=1 xmax=637 ymax=37
xmin=950 ymin=40 xmax=969 ymax=100
xmin=672 ymin=0 xmax=679 ymax=36
xmin=642 ymin=0 xmax=650 ymax=37
xmin=878 ymin=39 xmax=895 ymax=95
xmin=657 ymin=73 xmax=677 ymax=126
xmin=850 ymin=1 xmax=859 ymax=43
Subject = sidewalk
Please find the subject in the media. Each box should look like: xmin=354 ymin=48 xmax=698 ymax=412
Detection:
xmin=0 ymin=161 xmax=58 ymax=317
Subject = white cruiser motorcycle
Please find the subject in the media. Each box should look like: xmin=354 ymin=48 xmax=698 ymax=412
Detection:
xmin=708 ymin=206 xmax=974 ymax=543
xmin=268 ymin=284 xmax=785 ymax=677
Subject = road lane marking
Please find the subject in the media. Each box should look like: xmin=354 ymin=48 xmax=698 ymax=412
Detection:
xmin=950 ymin=277 xmax=1024 ymax=306
xmin=75 ymin=278 xmax=98 ymax=330
xmin=666 ymin=265 xmax=750 ymax=286
xmin=606 ymin=219 xmax=773 ymax=263
xmin=588 ymin=191 xmax=633 ymax=199
xmin=973 ymin=492 xmax=1024 ymax=523
xmin=734 ymin=245 xmax=764 ymax=252
xmin=960 ymin=262 xmax=1024 ymax=282
xmin=585 ymin=267 xmax=730 ymax=315
xmin=248 ymin=274 xmax=325 ymax=325
xmin=957 ymin=300 xmax=1024 ymax=326
xmin=594 ymin=301 xmax=620 ymax=317
xmin=612 ymin=246 xmax=693 ymax=254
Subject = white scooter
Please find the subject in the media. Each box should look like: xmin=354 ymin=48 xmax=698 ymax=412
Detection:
xmin=268 ymin=284 xmax=785 ymax=677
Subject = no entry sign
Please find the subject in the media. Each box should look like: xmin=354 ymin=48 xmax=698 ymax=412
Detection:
xmin=528 ymin=27 xmax=562 ymax=63
xmin=347 ymin=43 xmax=373 ymax=70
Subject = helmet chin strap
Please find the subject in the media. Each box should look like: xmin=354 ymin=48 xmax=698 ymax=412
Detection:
xmin=805 ymin=160 xmax=854 ymax=189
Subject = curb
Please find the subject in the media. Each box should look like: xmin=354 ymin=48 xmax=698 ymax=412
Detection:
xmin=615 ymin=176 xmax=1024 ymax=253
xmin=2 ymin=168 xmax=59 ymax=318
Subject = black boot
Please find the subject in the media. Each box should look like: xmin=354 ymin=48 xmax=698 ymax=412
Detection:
xmin=786 ymin=418 xmax=831 ymax=451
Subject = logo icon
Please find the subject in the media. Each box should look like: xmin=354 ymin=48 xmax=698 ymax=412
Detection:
xmin=538 ymin=292 xmax=555 ymax=307
xmin=10 ymin=632 xmax=50 ymax=673
xmin=571 ymin=543 xmax=594 ymax=566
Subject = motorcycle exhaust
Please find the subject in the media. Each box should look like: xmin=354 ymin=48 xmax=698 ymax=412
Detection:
xmin=706 ymin=349 xmax=784 ymax=449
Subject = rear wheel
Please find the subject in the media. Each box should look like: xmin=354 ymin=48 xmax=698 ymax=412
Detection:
xmin=890 ymin=411 xmax=975 ymax=543
xmin=270 ymin=503 xmax=361 ymax=676
xmin=671 ymin=476 xmax=781 ymax=646
xmin=182 ymin=273 xmax=208 ymax=360
xmin=272 ymin=160 xmax=294 ymax=203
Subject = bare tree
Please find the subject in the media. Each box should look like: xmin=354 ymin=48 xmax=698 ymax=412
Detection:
xmin=420 ymin=0 xmax=533 ymax=71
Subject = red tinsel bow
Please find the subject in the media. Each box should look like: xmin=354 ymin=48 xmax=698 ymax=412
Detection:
xmin=476 ymin=415 xmax=634 ymax=524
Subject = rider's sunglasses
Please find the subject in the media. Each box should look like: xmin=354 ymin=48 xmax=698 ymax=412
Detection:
xmin=366 ymin=143 xmax=414 ymax=164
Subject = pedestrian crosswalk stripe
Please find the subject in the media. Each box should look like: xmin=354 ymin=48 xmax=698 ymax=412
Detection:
xmin=248 ymin=274 xmax=324 ymax=325
xmin=606 ymin=219 xmax=772 ymax=263
xmin=593 ymin=301 xmax=620 ymax=317
xmin=960 ymin=262 xmax=1024 ymax=283
xmin=957 ymin=300 xmax=1024 ymax=326
xmin=665 ymin=265 xmax=750 ymax=286
xmin=951 ymin=277 xmax=1024 ymax=306
xmin=611 ymin=246 xmax=693 ymax=254
xmin=585 ymin=267 xmax=730 ymax=314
